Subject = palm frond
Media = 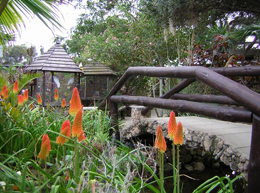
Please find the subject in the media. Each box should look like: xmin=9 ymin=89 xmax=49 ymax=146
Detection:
xmin=0 ymin=0 xmax=63 ymax=44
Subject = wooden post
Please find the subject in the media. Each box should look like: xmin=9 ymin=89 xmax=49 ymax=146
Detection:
xmin=109 ymin=98 xmax=120 ymax=141
xmin=248 ymin=115 xmax=260 ymax=192
xmin=51 ymin=72 xmax=54 ymax=102
xmin=42 ymin=71 xmax=45 ymax=106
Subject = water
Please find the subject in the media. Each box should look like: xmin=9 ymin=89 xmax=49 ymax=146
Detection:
xmin=147 ymin=166 xmax=247 ymax=193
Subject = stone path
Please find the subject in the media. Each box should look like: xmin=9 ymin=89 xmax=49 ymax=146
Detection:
xmin=123 ymin=116 xmax=252 ymax=159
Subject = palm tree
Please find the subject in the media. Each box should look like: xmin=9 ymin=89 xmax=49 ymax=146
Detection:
xmin=230 ymin=24 xmax=260 ymax=57
xmin=0 ymin=0 xmax=66 ymax=44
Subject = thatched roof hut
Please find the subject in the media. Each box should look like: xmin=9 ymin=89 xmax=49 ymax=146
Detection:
xmin=26 ymin=42 xmax=82 ymax=106
xmin=80 ymin=62 xmax=116 ymax=106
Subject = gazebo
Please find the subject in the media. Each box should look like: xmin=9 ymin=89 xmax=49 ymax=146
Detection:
xmin=80 ymin=62 xmax=116 ymax=106
xmin=26 ymin=42 xmax=82 ymax=106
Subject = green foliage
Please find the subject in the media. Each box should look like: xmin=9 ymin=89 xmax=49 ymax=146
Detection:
xmin=193 ymin=175 xmax=244 ymax=193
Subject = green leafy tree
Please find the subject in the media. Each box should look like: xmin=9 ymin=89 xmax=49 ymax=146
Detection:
xmin=1 ymin=44 xmax=37 ymax=66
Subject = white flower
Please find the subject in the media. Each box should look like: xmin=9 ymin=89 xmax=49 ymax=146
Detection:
xmin=0 ymin=181 xmax=6 ymax=186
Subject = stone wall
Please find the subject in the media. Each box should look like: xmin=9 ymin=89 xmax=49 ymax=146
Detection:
xmin=121 ymin=108 xmax=249 ymax=180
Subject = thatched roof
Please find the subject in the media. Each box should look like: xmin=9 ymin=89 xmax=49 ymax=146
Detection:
xmin=82 ymin=62 xmax=116 ymax=76
xmin=26 ymin=42 xmax=82 ymax=73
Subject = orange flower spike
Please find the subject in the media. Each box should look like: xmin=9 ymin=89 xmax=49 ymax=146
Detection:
xmin=23 ymin=89 xmax=28 ymax=101
xmin=168 ymin=111 xmax=177 ymax=140
xmin=61 ymin=98 xmax=66 ymax=108
xmin=78 ymin=131 xmax=86 ymax=142
xmin=18 ymin=95 xmax=24 ymax=106
xmin=69 ymin=87 xmax=82 ymax=117
xmin=2 ymin=85 xmax=7 ymax=95
xmin=38 ymin=134 xmax=51 ymax=160
xmin=4 ymin=89 xmax=8 ymax=99
xmin=154 ymin=125 xmax=167 ymax=153
xmin=37 ymin=94 xmax=42 ymax=105
xmin=56 ymin=120 xmax=71 ymax=145
xmin=174 ymin=122 xmax=184 ymax=145
xmin=72 ymin=109 xmax=83 ymax=138
xmin=54 ymin=88 xmax=59 ymax=101
xmin=13 ymin=81 xmax=19 ymax=93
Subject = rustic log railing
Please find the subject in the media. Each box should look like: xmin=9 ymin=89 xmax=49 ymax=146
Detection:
xmin=98 ymin=66 xmax=260 ymax=193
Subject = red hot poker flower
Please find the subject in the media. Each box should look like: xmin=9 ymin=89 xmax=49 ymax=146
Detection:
xmin=23 ymin=89 xmax=28 ymax=101
xmin=4 ymin=89 xmax=8 ymax=99
xmin=37 ymin=94 xmax=42 ymax=105
xmin=69 ymin=87 xmax=82 ymax=117
xmin=2 ymin=85 xmax=7 ymax=96
xmin=168 ymin=111 xmax=177 ymax=141
xmin=154 ymin=125 xmax=167 ymax=153
xmin=56 ymin=120 xmax=71 ymax=145
xmin=18 ymin=95 xmax=24 ymax=106
xmin=13 ymin=81 xmax=19 ymax=93
xmin=54 ymin=88 xmax=59 ymax=101
xmin=61 ymin=98 xmax=66 ymax=108
xmin=174 ymin=122 xmax=184 ymax=145
xmin=72 ymin=109 xmax=83 ymax=138
xmin=38 ymin=134 xmax=51 ymax=160
xmin=78 ymin=131 xmax=86 ymax=142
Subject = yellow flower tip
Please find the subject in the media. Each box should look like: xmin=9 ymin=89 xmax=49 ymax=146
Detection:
xmin=37 ymin=94 xmax=42 ymax=105
xmin=13 ymin=81 xmax=19 ymax=93
xmin=61 ymin=98 xmax=66 ymax=108
xmin=168 ymin=111 xmax=177 ymax=140
xmin=72 ymin=109 xmax=83 ymax=138
xmin=18 ymin=95 xmax=24 ymax=106
xmin=56 ymin=120 xmax=71 ymax=145
xmin=69 ymin=87 xmax=82 ymax=117
xmin=23 ymin=89 xmax=28 ymax=101
xmin=54 ymin=88 xmax=59 ymax=101
xmin=38 ymin=134 xmax=51 ymax=160
xmin=78 ymin=131 xmax=86 ymax=142
xmin=174 ymin=122 xmax=184 ymax=145
xmin=154 ymin=125 xmax=167 ymax=153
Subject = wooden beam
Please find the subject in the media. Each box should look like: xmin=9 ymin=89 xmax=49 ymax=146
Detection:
xmin=111 ymin=95 xmax=252 ymax=123
xmin=248 ymin=115 xmax=260 ymax=193
xmin=171 ymin=93 xmax=239 ymax=105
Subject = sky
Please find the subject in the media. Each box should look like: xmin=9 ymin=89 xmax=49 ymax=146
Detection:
xmin=14 ymin=2 xmax=84 ymax=54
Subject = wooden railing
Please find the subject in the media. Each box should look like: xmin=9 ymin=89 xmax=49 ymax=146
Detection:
xmin=98 ymin=66 xmax=260 ymax=193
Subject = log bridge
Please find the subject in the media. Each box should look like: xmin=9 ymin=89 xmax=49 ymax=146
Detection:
xmin=99 ymin=66 xmax=260 ymax=192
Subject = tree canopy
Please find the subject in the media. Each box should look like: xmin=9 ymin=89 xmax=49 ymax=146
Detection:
xmin=140 ymin=0 xmax=260 ymax=29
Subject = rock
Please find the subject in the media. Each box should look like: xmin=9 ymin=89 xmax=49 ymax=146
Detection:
xmin=185 ymin=164 xmax=194 ymax=171
xmin=203 ymin=135 xmax=213 ymax=152
xmin=212 ymin=162 xmax=220 ymax=169
xmin=181 ymin=153 xmax=193 ymax=164
xmin=193 ymin=162 xmax=205 ymax=171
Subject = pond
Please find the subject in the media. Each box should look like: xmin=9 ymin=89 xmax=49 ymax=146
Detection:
xmin=145 ymin=164 xmax=247 ymax=193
